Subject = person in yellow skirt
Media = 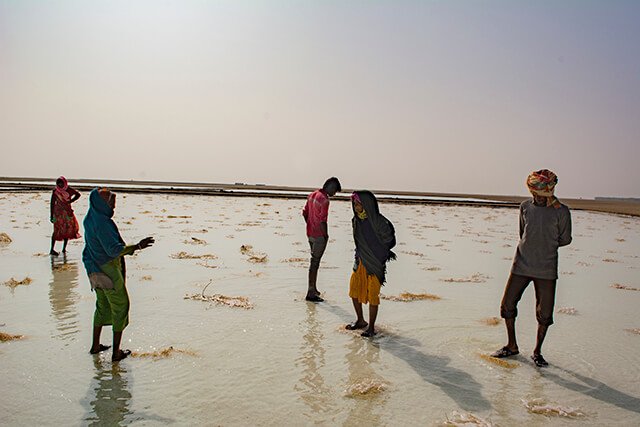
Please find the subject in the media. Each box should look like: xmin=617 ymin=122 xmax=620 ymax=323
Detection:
xmin=346 ymin=191 xmax=396 ymax=337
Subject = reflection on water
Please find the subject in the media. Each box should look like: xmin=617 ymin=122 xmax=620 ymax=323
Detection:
xmin=86 ymin=357 xmax=132 ymax=426
xmin=295 ymin=303 xmax=335 ymax=421
xmin=344 ymin=338 xmax=385 ymax=426
xmin=49 ymin=254 xmax=80 ymax=342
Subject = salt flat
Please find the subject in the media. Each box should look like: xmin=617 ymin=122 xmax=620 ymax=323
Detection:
xmin=1 ymin=191 xmax=639 ymax=426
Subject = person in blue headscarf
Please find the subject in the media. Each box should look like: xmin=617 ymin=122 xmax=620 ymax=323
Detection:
xmin=83 ymin=188 xmax=154 ymax=362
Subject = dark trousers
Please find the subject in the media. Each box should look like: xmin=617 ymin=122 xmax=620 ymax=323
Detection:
xmin=500 ymin=273 xmax=557 ymax=327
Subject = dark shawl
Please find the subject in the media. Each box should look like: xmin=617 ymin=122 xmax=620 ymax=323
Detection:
xmin=352 ymin=191 xmax=396 ymax=284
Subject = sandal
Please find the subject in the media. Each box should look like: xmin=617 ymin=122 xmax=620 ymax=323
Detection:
xmin=89 ymin=344 xmax=111 ymax=355
xmin=345 ymin=322 xmax=368 ymax=330
xmin=112 ymin=349 xmax=132 ymax=362
xmin=491 ymin=346 xmax=519 ymax=358
xmin=531 ymin=353 xmax=549 ymax=367
xmin=361 ymin=330 xmax=376 ymax=338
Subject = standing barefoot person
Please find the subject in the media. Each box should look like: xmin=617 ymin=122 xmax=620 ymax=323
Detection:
xmin=492 ymin=169 xmax=572 ymax=367
xmin=50 ymin=176 xmax=81 ymax=255
xmin=83 ymin=188 xmax=154 ymax=362
xmin=347 ymin=191 xmax=396 ymax=337
xmin=302 ymin=177 xmax=342 ymax=302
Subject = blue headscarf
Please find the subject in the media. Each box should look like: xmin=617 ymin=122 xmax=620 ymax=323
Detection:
xmin=82 ymin=189 xmax=126 ymax=274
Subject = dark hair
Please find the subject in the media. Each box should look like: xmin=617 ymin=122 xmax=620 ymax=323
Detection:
xmin=323 ymin=177 xmax=342 ymax=193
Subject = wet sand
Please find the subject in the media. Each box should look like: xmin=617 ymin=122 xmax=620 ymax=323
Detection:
xmin=1 ymin=191 xmax=639 ymax=426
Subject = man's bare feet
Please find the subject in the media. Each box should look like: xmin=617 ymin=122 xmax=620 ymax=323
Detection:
xmin=50 ymin=249 xmax=59 ymax=256
xmin=361 ymin=329 xmax=376 ymax=338
xmin=345 ymin=321 xmax=368 ymax=330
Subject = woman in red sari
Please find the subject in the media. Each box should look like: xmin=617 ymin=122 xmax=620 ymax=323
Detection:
xmin=50 ymin=176 xmax=81 ymax=255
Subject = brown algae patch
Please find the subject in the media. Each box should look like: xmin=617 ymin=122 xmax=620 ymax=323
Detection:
xmin=344 ymin=379 xmax=387 ymax=397
xmin=185 ymin=281 xmax=254 ymax=309
xmin=611 ymin=283 xmax=640 ymax=291
xmin=602 ymin=258 xmax=620 ymax=263
xmin=625 ymin=328 xmax=640 ymax=335
xmin=3 ymin=277 xmax=32 ymax=289
xmin=442 ymin=273 xmax=490 ymax=284
xmin=399 ymin=250 xmax=426 ymax=257
xmin=557 ymin=307 xmax=578 ymax=315
xmin=523 ymin=398 xmax=585 ymax=418
xmin=141 ymin=275 xmax=153 ymax=281
xmin=0 ymin=233 xmax=12 ymax=244
xmin=478 ymin=353 xmax=519 ymax=369
xmin=0 ymin=332 xmax=25 ymax=342
xmin=281 ymin=257 xmax=307 ymax=263
xmin=240 ymin=245 xmax=268 ymax=263
xmin=479 ymin=317 xmax=501 ymax=326
xmin=183 ymin=237 xmax=207 ymax=245
xmin=131 ymin=346 xmax=197 ymax=360
xmin=196 ymin=261 xmax=218 ymax=269
xmin=381 ymin=292 xmax=441 ymax=302
xmin=166 ymin=215 xmax=192 ymax=219
xmin=170 ymin=252 xmax=218 ymax=260
xmin=441 ymin=411 xmax=495 ymax=427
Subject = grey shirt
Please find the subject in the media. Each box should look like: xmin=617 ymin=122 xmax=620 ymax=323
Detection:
xmin=511 ymin=199 xmax=572 ymax=280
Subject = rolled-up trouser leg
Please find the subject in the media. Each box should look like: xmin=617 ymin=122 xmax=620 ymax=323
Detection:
xmin=500 ymin=273 xmax=532 ymax=320
xmin=533 ymin=278 xmax=556 ymax=326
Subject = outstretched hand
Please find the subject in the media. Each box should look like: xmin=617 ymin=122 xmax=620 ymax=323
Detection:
xmin=137 ymin=237 xmax=155 ymax=250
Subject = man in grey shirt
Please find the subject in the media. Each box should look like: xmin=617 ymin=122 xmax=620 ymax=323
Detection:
xmin=492 ymin=169 xmax=572 ymax=367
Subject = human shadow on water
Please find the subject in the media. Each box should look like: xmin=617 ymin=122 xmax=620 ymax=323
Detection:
xmin=85 ymin=358 xmax=175 ymax=425
xmin=380 ymin=339 xmax=492 ymax=412
xmin=319 ymin=302 xmax=492 ymax=412
xmin=542 ymin=365 xmax=640 ymax=415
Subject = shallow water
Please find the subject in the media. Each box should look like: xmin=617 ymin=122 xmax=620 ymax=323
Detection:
xmin=1 ymin=192 xmax=639 ymax=426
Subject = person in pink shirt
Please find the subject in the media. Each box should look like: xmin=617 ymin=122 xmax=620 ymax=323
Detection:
xmin=302 ymin=177 xmax=341 ymax=302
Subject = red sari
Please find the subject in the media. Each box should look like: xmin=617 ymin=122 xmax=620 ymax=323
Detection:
xmin=52 ymin=187 xmax=81 ymax=241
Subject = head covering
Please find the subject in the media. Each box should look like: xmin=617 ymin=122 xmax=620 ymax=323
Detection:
xmin=54 ymin=176 xmax=71 ymax=202
xmin=351 ymin=191 xmax=396 ymax=284
xmin=351 ymin=192 xmax=368 ymax=220
xmin=82 ymin=188 xmax=125 ymax=275
xmin=527 ymin=169 xmax=561 ymax=209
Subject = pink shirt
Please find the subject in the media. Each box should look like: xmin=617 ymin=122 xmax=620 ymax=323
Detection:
xmin=302 ymin=189 xmax=330 ymax=238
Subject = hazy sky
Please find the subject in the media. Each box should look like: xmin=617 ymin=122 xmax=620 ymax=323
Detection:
xmin=1 ymin=1 xmax=639 ymax=198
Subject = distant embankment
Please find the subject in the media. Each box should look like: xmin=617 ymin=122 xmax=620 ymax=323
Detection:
xmin=1 ymin=177 xmax=638 ymax=216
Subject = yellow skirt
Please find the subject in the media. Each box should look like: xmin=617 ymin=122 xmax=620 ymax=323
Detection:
xmin=349 ymin=261 xmax=381 ymax=306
